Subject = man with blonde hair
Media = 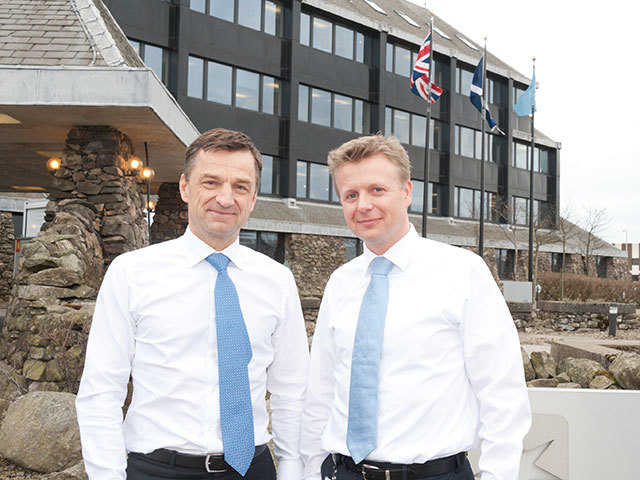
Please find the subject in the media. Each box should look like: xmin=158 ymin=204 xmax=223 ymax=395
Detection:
xmin=301 ymin=135 xmax=530 ymax=480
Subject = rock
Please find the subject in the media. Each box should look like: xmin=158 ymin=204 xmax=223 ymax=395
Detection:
xmin=17 ymin=285 xmax=76 ymax=300
xmin=557 ymin=357 xmax=607 ymax=388
xmin=589 ymin=375 xmax=616 ymax=390
xmin=22 ymin=359 xmax=47 ymax=381
xmin=527 ymin=378 xmax=559 ymax=388
xmin=530 ymin=351 xmax=557 ymax=379
xmin=0 ymin=392 xmax=81 ymax=473
xmin=609 ymin=352 xmax=640 ymax=390
xmin=48 ymin=461 xmax=88 ymax=480
xmin=555 ymin=372 xmax=571 ymax=383
xmin=27 ymin=267 xmax=83 ymax=288
xmin=521 ymin=348 xmax=535 ymax=381
xmin=557 ymin=382 xmax=582 ymax=389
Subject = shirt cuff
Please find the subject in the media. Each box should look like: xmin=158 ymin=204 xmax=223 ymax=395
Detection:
xmin=276 ymin=459 xmax=304 ymax=480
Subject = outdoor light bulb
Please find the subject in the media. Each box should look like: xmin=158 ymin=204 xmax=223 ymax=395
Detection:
xmin=147 ymin=200 xmax=155 ymax=211
xmin=140 ymin=166 xmax=155 ymax=180
xmin=46 ymin=157 xmax=61 ymax=171
xmin=129 ymin=157 xmax=142 ymax=170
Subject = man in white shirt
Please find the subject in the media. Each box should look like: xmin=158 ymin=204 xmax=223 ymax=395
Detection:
xmin=300 ymin=135 xmax=531 ymax=480
xmin=76 ymin=128 xmax=309 ymax=480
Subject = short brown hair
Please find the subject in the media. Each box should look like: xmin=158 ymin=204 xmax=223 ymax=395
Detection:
xmin=327 ymin=134 xmax=411 ymax=183
xmin=184 ymin=128 xmax=262 ymax=189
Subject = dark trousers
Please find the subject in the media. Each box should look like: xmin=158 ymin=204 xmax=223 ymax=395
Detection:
xmin=126 ymin=448 xmax=276 ymax=480
xmin=320 ymin=454 xmax=475 ymax=480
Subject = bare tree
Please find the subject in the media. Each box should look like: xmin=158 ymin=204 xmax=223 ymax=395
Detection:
xmin=494 ymin=198 xmax=529 ymax=281
xmin=579 ymin=206 xmax=609 ymax=276
xmin=554 ymin=202 xmax=579 ymax=299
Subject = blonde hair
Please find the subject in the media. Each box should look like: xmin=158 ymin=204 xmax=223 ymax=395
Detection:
xmin=327 ymin=134 xmax=410 ymax=183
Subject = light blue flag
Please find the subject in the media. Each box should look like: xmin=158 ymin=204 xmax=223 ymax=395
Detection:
xmin=513 ymin=66 xmax=536 ymax=116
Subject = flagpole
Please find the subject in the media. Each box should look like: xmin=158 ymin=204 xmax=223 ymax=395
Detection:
xmin=478 ymin=38 xmax=487 ymax=258
xmin=528 ymin=57 xmax=536 ymax=282
xmin=421 ymin=14 xmax=434 ymax=238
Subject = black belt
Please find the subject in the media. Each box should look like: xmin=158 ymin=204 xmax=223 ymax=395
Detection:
xmin=134 ymin=445 xmax=267 ymax=473
xmin=338 ymin=452 xmax=467 ymax=480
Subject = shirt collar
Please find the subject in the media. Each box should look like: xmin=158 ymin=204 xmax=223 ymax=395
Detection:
xmin=182 ymin=226 xmax=246 ymax=270
xmin=361 ymin=223 xmax=420 ymax=273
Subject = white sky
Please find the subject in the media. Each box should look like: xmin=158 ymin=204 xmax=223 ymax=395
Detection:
xmin=408 ymin=0 xmax=640 ymax=243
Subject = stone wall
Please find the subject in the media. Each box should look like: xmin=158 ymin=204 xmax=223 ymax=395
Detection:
xmin=150 ymin=182 xmax=188 ymax=244
xmin=608 ymin=257 xmax=631 ymax=281
xmin=0 ymin=126 xmax=147 ymax=394
xmin=515 ymin=301 xmax=639 ymax=332
xmin=0 ymin=212 xmax=14 ymax=305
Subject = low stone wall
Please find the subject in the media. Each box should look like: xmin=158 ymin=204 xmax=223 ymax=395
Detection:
xmin=516 ymin=301 xmax=639 ymax=332
xmin=0 ymin=212 xmax=14 ymax=305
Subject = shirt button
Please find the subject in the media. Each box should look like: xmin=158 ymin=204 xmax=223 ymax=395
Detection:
xmin=210 ymin=351 xmax=217 ymax=358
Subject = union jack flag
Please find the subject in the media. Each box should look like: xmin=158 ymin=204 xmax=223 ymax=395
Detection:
xmin=410 ymin=30 xmax=443 ymax=104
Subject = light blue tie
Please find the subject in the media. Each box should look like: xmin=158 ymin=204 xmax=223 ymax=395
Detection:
xmin=347 ymin=256 xmax=394 ymax=464
xmin=206 ymin=253 xmax=254 ymax=476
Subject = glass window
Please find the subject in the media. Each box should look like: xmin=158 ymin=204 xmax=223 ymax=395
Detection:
xmin=313 ymin=17 xmax=332 ymax=53
xmin=239 ymin=230 xmax=258 ymax=250
xmin=394 ymin=45 xmax=411 ymax=76
xmin=238 ymin=0 xmax=261 ymax=30
xmin=333 ymin=94 xmax=352 ymax=131
xmin=207 ymin=61 xmax=232 ymax=104
xmin=456 ymin=67 xmax=474 ymax=94
xmin=235 ymin=69 xmax=260 ymax=111
xmin=296 ymin=161 xmax=307 ymax=197
xmin=298 ymin=84 xmax=309 ymax=121
xmin=385 ymin=42 xmax=393 ymax=71
xmin=411 ymin=114 xmax=426 ymax=147
xmin=393 ymin=109 xmax=410 ymax=144
xmin=311 ymin=88 xmax=331 ymax=127
xmin=260 ymin=155 xmax=274 ymax=194
xmin=259 ymin=155 xmax=279 ymax=195
xmin=429 ymin=183 xmax=439 ymax=214
xmin=187 ymin=56 xmax=204 ymax=98
xmin=191 ymin=0 xmax=206 ymax=13
xmin=539 ymin=148 xmax=549 ymax=173
xmin=354 ymin=99 xmax=363 ymax=134
xmin=474 ymin=129 xmax=482 ymax=160
xmin=459 ymin=187 xmax=474 ymax=218
xmin=129 ymin=39 xmax=140 ymax=54
xmin=309 ymin=163 xmax=330 ymax=200
xmin=335 ymin=25 xmax=354 ymax=59
xmin=411 ymin=179 xmax=424 ymax=213
xmin=514 ymin=87 xmax=525 ymax=105
xmin=344 ymin=238 xmax=361 ymax=261
xmin=514 ymin=143 xmax=528 ymax=169
xmin=513 ymin=196 xmax=528 ymax=224
xmin=262 ymin=75 xmax=279 ymax=115
xmin=384 ymin=107 xmax=392 ymax=136
xmin=300 ymin=12 xmax=310 ymax=45
xmin=355 ymin=32 xmax=364 ymax=62
xmin=143 ymin=44 xmax=167 ymax=84
xmin=460 ymin=126 xmax=474 ymax=158
xmin=210 ymin=0 xmax=234 ymax=22
xmin=264 ymin=0 xmax=281 ymax=36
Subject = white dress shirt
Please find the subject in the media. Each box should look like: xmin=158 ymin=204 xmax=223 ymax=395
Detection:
xmin=300 ymin=225 xmax=531 ymax=480
xmin=76 ymin=227 xmax=309 ymax=480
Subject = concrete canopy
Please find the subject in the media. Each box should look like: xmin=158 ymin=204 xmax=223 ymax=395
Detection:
xmin=0 ymin=66 xmax=200 ymax=191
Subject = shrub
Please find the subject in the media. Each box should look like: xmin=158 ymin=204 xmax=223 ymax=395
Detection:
xmin=538 ymin=272 xmax=640 ymax=306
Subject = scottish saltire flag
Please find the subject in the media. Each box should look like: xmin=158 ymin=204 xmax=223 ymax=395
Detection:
xmin=410 ymin=30 xmax=443 ymax=103
xmin=513 ymin=66 xmax=536 ymax=116
xmin=470 ymin=56 xmax=503 ymax=134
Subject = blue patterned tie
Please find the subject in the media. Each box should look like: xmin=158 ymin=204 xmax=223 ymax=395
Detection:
xmin=206 ymin=253 xmax=254 ymax=476
xmin=347 ymin=256 xmax=394 ymax=464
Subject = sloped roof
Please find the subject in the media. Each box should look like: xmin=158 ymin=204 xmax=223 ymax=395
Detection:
xmin=0 ymin=0 xmax=143 ymax=68
xmin=247 ymin=197 xmax=624 ymax=258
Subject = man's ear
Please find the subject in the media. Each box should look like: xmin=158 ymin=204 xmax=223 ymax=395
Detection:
xmin=179 ymin=174 xmax=189 ymax=203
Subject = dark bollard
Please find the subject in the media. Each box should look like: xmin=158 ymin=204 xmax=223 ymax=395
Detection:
xmin=608 ymin=303 xmax=618 ymax=337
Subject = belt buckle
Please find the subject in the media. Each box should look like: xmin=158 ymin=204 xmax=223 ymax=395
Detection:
xmin=205 ymin=454 xmax=227 ymax=473
xmin=361 ymin=463 xmax=391 ymax=480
